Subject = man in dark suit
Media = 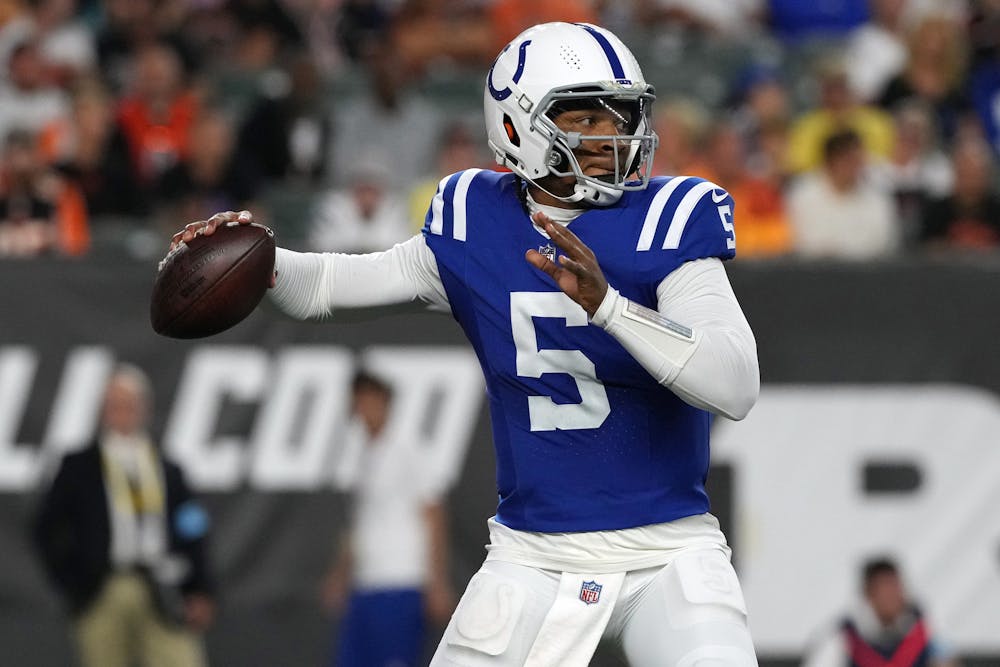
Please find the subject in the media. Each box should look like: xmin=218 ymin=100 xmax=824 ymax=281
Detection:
xmin=34 ymin=364 xmax=215 ymax=667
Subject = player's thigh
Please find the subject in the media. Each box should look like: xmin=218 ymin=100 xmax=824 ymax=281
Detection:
xmin=430 ymin=560 xmax=559 ymax=667
xmin=621 ymin=549 xmax=758 ymax=667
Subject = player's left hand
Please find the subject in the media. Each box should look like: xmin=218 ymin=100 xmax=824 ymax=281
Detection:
xmin=525 ymin=211 xmax=609 ymax=317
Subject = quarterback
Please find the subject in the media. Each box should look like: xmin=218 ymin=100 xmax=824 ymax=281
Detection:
xmin=175 ymin=22 xmax=760 ymax=667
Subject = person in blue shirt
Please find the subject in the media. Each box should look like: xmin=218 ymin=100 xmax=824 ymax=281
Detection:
xmin=173 ymin=21 xmax=760 ymax=667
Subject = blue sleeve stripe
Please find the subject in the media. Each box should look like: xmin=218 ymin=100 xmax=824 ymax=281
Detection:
xmin=663 ymin=181 xmax=718 ymax=250
xmin=637 ymin=176 xmax=689 ymax=251
xmin=427 ymin=175 xmax=451 ymax=236
xmin=442 ymin=175 xmax=458 ymax=238
xmin=452 ymin=169 xmax=482 ymax=241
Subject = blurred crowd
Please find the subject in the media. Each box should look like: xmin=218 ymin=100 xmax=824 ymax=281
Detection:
xmin=0 ymin=0 xmax=997 ymax=260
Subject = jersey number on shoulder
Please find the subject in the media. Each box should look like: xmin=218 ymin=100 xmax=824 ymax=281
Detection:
xmin=510 ymin=292 xmax=611 ymax=432
xmin=716 ymin=203 xmax=736 ymax=250
xmin=638 ymin=182 xmax=736 ymax=251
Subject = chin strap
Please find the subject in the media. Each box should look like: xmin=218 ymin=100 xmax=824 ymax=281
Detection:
xmin=523 ymin=175 xmax=623 ymax=207
xmin=573 ymin=181 xmax=624 ymax=206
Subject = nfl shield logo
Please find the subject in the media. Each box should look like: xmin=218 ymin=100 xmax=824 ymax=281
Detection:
xmin=538 ymin=243 xmax=556 ymax=262
xmin=579 ymin=580 xmax=602 ymax=605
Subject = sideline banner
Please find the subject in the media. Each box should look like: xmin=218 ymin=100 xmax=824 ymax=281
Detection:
xmin=1 ymin=257 xmax=998 ymax=665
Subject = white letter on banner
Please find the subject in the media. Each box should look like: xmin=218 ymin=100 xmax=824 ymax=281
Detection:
xmin=164 ymin=346 xmax=268 ymax=491
xmin=711 ymin=384 xmax=1000 ymax=655
xmin=42 ymin=347 xmax=114 ymax=459
xmin=0 ymin=347 xmax=40 ymax=490
xmin=248 ymin=347 xmax=353 ymax=490
xmin=360 ymin=347 xmax=484 ymax=493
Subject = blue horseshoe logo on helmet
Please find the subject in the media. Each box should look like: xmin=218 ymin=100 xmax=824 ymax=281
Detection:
xmin=488 ymin=40 xmax=532 ymax=101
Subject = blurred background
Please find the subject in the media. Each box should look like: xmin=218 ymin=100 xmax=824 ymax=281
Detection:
xmin=1 ymin=0 xmax=999 ymax=665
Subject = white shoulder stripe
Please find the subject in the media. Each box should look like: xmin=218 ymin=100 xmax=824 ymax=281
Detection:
xmin=428 ymin=175 xmax=451 ymax=236
xmin=452 ymin=169 xmax=482 ymax=241
xmin=662 ymin=181 xmax=717 ymax=250
xmin=637 ymin=177 xmax=689 ymax=251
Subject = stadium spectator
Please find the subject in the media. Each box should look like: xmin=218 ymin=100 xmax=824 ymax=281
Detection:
xmin=968 ymin=3 xmax=1000 ymax=157
xmin=918 ymin=136 xmax=1000 ymax=249
xmin=228 ymin=0 xmax=303 ymax=60
xmin=95 ymin=0 xmax=195 ymax=94
xmin=407 ymin=120 xmax=488 ymax=231
xmin=31 ymin=0 xmax=97 ymax=86
xmin=115 ymin=41 xmax=200 ymax=194
xmin=878 ymin=14 xmax=973 ymax=142
xmin=843 ymin=0 xmax=909 ymax=103
xmin=634 ymin=0 xmax=765 ymax=39
xmin=237 ymin=54 xmax=332 ymax=186
xmin=786 ymin=57 xmax=895 ymax=174
xmin=0 ymin=1 xmax=34 ymax=82
xmin=333 ymin=0 xmax=394 ymax=65
xmin=157 ymin=107 xmax=260 ymax=230
xmin=38 ymin=78 xmax=146 ymax=218
xmin=651 ymin=97 xmax=712 ymax=177
xmin=33 ymin=364 xmax=215 ymax=667
xmin=487 ymin=0 xmax=599 ymax=52
xmin=689 ymin=120 xmax=792 ymax=258
xmin=213 ymin=0 xmax=303 ymax=84
xmin=309 ymin=152 xmax=410 ymax=253
xmin=873 ymin=101 xmax=954 ymax=242
xmin=787 ymin=128 xmax=900 ymax=259
xmin=801 ymin=557 xmax=960 ymax=667
xmin=728 ymin=65 xmax=792 ymax=184
xmin=329 ymin=41 xmax=443 ymax=191
xmin=321 ymin=370 xmax=454 ymax=667
xmin=766 ymin=0 xmax=870 ymax=42
xmin=0 ymin=38 xmax=70 ymax=146
xmin=0 ymin=128 xmax=87 ymax=256
xmin=387 ymin=0 xmax=493 ymax=76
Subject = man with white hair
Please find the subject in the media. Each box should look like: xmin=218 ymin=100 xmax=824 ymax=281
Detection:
xmin=34 ymin=364 xmax=215 ymax=667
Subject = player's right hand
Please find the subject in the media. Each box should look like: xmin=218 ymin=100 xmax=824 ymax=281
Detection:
xmin=169 ymin=210 xmax=254 ymax=251
xmin=168 ymin=210 xmax=276 ymax=288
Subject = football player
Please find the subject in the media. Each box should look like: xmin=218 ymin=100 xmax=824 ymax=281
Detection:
xmin=173 ymin=22 xmax=760 ymax=666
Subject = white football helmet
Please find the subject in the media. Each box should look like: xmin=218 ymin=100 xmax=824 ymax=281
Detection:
xmin=484 ymin=22 xmax=658 ymax=206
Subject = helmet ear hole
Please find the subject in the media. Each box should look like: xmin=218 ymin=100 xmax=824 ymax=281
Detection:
xmin=502 ymin=114 xmax=520 ymax=147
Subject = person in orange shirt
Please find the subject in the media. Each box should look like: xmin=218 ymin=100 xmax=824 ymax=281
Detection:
xmin=487 ymin=0 xmax=598 ymax=53
xmin=39 ymin=79 xmax=146 ymax=218
xmin=688 ymin=120 xmax=792 ymax=259
xmin=0 ymin=128 xmax=88 ymax=257
xmin=384 ymin=0 xmax=598 ymax=78
xmin=115 ymin=41 xmax=199 ymax=192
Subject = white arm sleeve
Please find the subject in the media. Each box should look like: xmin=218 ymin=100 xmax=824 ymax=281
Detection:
xmin=269 ymin=234 xmax=448 ymax=319
xmin=591 ymin=258 xmax=759 ymax=420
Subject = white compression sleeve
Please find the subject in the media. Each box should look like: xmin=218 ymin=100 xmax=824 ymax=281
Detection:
xmin=591 ymin=258 xmax=759 ymax=420
xmin=269 ymin=234 xmax=448 ymax=319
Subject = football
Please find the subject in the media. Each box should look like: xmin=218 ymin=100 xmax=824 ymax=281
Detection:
xmin=150 ymin=222 xmax=275 ymax=339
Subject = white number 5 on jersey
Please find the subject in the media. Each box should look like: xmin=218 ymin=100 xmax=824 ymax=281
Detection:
xmin=510 ymin=292 xmax=611 ymax=431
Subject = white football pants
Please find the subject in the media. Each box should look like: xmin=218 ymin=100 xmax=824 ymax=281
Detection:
xmin=430 ymin=547 xmax=758 ymax=667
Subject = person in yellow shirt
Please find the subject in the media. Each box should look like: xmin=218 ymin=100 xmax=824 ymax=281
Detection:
xmin=786 ymin=59 xmax=895 ymax=175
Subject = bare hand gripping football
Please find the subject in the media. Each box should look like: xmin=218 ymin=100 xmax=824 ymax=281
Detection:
xmin=151 ymin=210 xmax=274 ymax=339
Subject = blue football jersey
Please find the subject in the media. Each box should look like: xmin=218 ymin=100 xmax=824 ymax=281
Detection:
xmin=422 ymin=170 xmax=737 ymax=533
